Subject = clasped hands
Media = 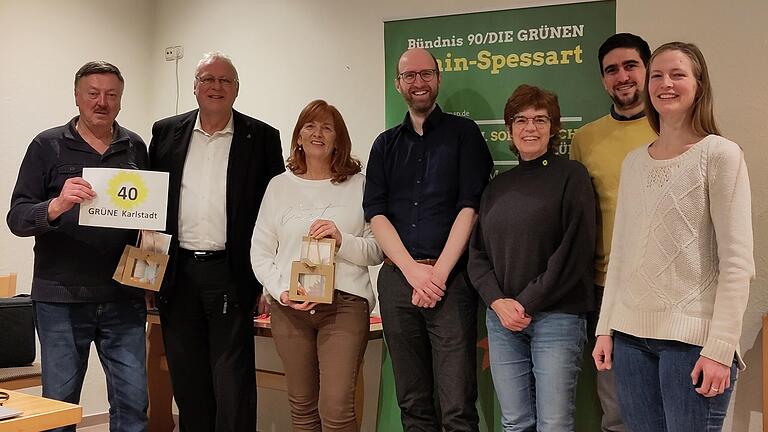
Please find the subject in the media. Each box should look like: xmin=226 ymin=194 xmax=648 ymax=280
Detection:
xmin=490 ymin=298 xmax=531 ymax=331
xmin=403 ymin=262 xmax=447 ymax=308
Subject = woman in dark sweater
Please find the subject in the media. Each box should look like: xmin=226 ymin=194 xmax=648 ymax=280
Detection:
xmin=468 ymin=84 xmax=596 ymax=431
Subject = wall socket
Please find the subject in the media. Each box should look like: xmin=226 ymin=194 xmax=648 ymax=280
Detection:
xmin=164 ymin=46 xmax=184 ymax=61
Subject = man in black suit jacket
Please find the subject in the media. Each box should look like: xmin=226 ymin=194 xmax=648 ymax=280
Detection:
xmin=149 ymin=52 xmax=284 ymax=432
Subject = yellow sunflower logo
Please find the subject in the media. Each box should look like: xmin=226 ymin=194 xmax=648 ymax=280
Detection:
xmin=106 ymin=171 xmax=148 ymax=210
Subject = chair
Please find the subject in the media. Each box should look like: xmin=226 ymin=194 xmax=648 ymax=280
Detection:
xmin=0 ymin=273 xmax=42 ymax=390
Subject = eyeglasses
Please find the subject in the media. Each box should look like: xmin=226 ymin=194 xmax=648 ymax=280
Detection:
xmin=196 ymin=75 xmax=237 ymax=87
xmin=511 ymin=115 xmax=551 ymax=128
xmin=397 ymin=69 xmax=437 ymax=84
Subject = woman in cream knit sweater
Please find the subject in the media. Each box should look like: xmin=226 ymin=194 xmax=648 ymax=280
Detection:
xmin=592 ymin=42 xmax=754 ymax=431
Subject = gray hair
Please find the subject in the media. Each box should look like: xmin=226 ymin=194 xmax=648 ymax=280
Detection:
xmin=195 ymin=51 xmax=239 ymax=82
xmin=74 ymin=61 xmax=124 ymax=87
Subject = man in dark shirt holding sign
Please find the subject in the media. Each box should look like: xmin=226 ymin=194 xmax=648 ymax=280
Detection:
xmin=363 ymin=48 xmax=492 ymax=432
xmin=7 ymin=61 xmax=149 ymax=432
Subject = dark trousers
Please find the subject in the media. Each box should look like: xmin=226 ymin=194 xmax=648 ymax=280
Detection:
xmin=159 ymin=254 xmax=256 ymax=432
xmin=378 ymin=264 xmax=479 ymax=432
xmin=587 ymin=285 xmax=624 ymax=432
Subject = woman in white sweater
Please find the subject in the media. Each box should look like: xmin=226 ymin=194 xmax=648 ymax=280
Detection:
xmin=592 ymin=42 xmax=754 ymax=431
xmin=251 ymin=100 xmax=382 ymax=431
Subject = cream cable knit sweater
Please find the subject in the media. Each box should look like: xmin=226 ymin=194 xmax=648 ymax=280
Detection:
xmin=596 ymin=135 xmax=754 ymax=368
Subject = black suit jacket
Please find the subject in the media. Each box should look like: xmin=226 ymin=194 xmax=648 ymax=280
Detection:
xmin=149 ymin=109 xmax=284 ymax=307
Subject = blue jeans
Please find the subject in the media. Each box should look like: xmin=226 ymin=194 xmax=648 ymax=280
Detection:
xmin=34 ymin=300 xmax=148 ymax=432
xmin=613 ymin=332 xmax=736 ymax=432
xmin=486 ymin=310 xmax=586 ymax=432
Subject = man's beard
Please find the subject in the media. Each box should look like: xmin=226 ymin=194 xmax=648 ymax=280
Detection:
xmin=611 ymin=88 xmax=642 ymax=110
xmin=405 ymin=88 xmax=439 ymax=115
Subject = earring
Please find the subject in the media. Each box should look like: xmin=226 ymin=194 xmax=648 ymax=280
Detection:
xmin=298 ymin=144 xmax=303 ymax=151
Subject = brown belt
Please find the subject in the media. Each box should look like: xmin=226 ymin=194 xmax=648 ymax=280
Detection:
xmin=383 ymin=257 xmax=437 ymax=267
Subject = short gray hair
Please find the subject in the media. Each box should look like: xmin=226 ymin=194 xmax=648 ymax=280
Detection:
xmin=195 ymin=51 xmax=239 ymax=82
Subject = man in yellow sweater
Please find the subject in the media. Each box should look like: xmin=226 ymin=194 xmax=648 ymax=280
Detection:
xmin=570 ymin=33 xmax=656 ymax=432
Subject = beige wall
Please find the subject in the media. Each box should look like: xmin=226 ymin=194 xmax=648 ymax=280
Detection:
xmin=0 ymin=0 xmax=155 ymax=292
xmin=0 ymin=0 xmax=154 ymax=418
xmin=1 ymin=0 xmax=766 ymax=430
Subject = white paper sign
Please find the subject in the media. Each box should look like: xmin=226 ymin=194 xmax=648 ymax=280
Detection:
xmin=79 ymin=168 xmax=169 ymax=230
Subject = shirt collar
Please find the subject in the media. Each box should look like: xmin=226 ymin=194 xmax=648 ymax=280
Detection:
xmin=194 ymin=111 xmax=234 ymax=137
xmin=401 ymin=104 xmax=444 ymax=135
xmin=518 ymin=150 xmax=554 ymax=171
xmin=610 ymin=105 xmax=646 ymax=121
xmin=64 ymin=116 xmax=129 ymax=145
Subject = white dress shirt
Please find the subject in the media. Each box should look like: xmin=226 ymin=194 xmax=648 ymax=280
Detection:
xmin=178 ymin=112 xmax=233 ymax=251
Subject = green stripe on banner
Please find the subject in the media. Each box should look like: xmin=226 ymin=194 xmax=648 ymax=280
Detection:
xmin=576 ymin=338 xmax=604 ymax=432
xmin=375 ymin=343 xmax=402 ymax=431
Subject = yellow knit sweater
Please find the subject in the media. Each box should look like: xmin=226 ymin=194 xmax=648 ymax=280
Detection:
xmin=571 ymin=114 xmax=657 ymax=286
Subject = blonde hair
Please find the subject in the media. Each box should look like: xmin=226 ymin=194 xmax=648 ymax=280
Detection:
xmin=643 ymin=42 xmax=720 ymax=136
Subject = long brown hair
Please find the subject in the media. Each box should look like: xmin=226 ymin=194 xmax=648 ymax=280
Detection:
xmin=644 ymin=42 xmax=720 ymax=136
xmin=286 ymin=100 xmax=361 ymax=184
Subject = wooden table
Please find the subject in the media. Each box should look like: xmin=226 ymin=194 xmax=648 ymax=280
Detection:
xmin=146 ymin=311 xmax=383 ymax=431
xmin=0 ymin=389 xmax=81 ymax=432
xmin=146 ymin=313 xmax=175 ymax=432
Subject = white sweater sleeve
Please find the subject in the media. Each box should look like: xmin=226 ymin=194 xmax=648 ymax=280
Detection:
xmin=700 ymin=139 xmax=755 ymax=365
xmin=336 ymin=222 xmax=384 ymax=267
xmin=335 ymin=175 xmax=384 ymax=267
xmin=250 ymin=182 xmax=287 ymax=303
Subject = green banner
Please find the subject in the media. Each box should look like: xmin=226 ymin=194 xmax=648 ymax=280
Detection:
xmin=379 ymin=2 xmax=615 ymax=430
xmin=384 ymin=0 xmax=615 ymax=174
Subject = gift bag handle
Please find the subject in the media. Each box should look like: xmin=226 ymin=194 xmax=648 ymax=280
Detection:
xmin=301 ymin=236 xmax=323 ymax=268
